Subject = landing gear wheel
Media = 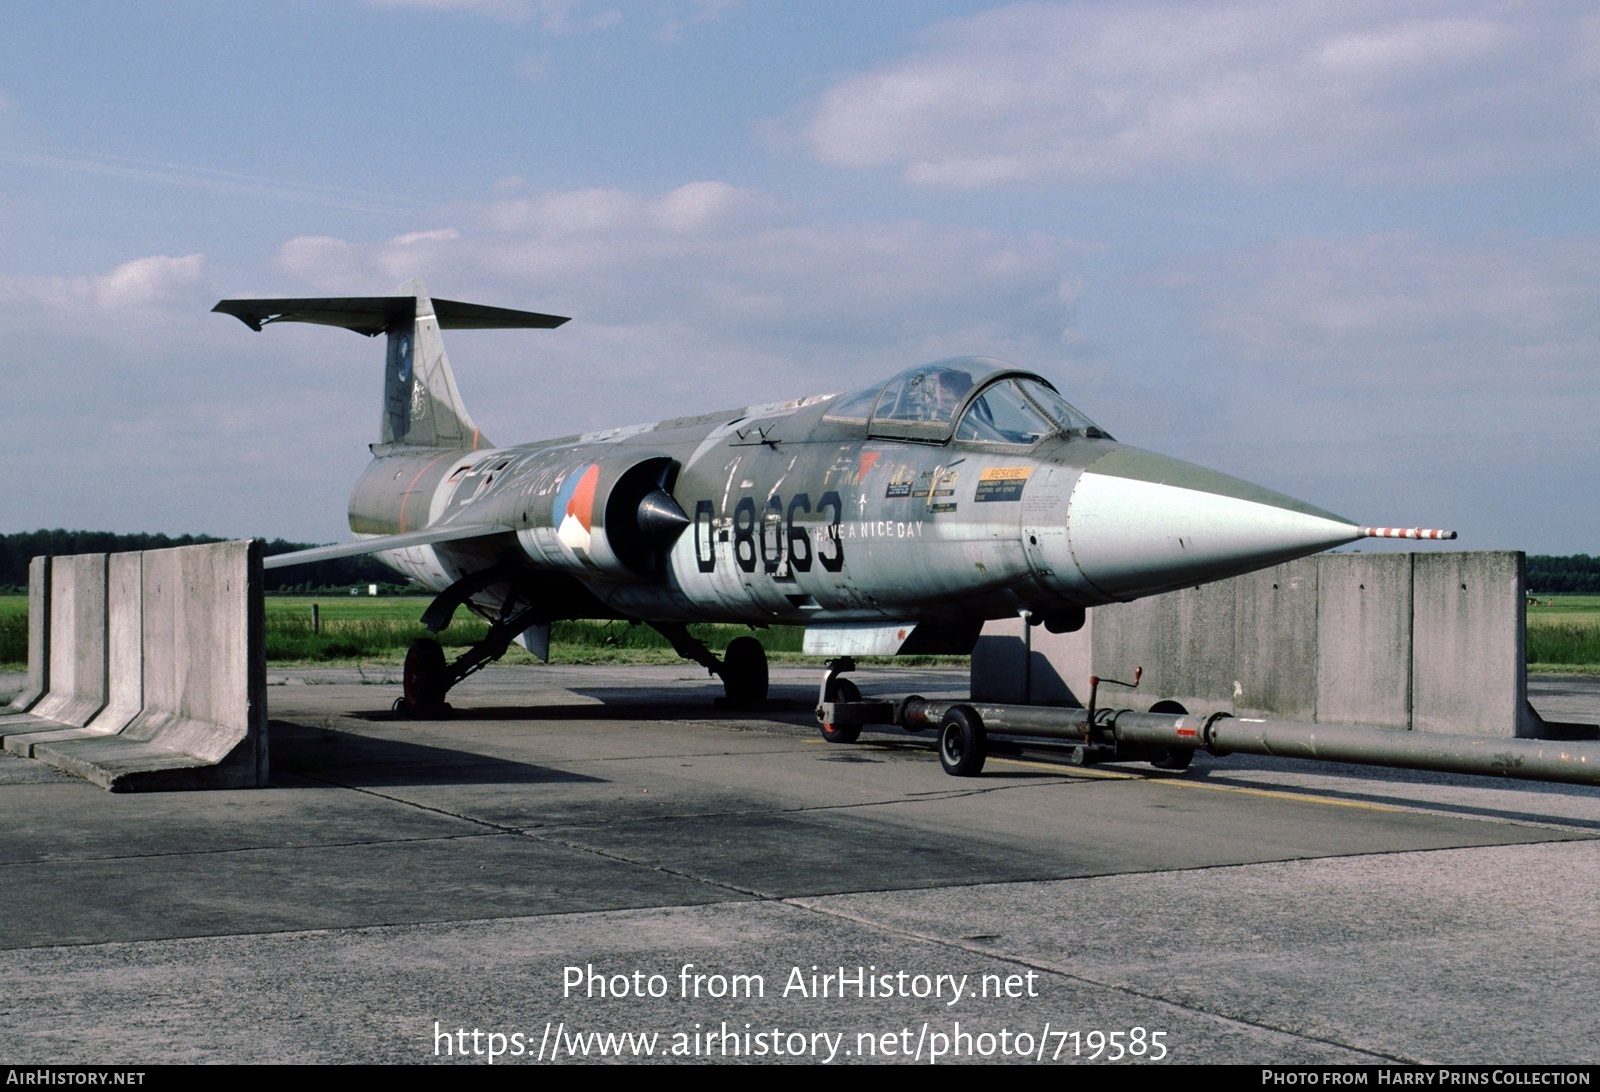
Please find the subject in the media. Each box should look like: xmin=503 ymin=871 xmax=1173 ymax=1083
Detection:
xmin=1146 ymin=699 xmax=1195 ymax=770
xmin=938 ymin=706 xmax=987 ymax=777
xmin=820 ymin=678 xmax=861 ymax=744
xmin=721 ymin=636 xmax=768 ymax=708
xmin=402 ymin=637 xmax=448 ymax=712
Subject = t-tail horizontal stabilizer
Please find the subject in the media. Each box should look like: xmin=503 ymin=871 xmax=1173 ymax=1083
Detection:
xmin=211 ymin=296 xmax=569 ymax=335
xmin=214 ymin=278 xmax=569 ymax=451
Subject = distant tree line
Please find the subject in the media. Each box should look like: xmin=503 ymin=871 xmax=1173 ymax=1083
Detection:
xmin=0 ymin=530 xmax=400 ymax=593
xmin=1527 ymin=555 xmax=1600 ymax=595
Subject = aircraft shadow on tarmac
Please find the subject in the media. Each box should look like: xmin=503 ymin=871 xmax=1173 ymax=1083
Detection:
xmin=361 ymin=697 xmax=810 ymax=722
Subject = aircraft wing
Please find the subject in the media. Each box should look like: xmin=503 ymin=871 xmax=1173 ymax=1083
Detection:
xmin=264 ymin=524 xmax=514 ymax=570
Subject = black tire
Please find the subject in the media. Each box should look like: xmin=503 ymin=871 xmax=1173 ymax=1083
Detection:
xmin=721 ymin=636 xmax=769 ymax=708
xmin=820 ymin=677 xmax=861 ymax=744
xmin=403 ymin=638 xmax=448 ymax=711
xmin=1146 ymin=699 xmax=1195 ymax=770
xmin=938 ymin=706 xmax=987 ymax=777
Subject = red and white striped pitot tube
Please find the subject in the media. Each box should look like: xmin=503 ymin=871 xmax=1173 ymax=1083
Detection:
xmin=1358 ymin=527 xmax=1457 ymax=540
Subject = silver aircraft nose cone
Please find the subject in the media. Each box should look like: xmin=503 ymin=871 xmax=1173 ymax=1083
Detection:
xmin=1065 ymin=447 xmax=1362 ymax=600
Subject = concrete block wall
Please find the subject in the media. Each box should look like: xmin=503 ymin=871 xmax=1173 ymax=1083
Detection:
xmin=973 ymin=551 xmax=1532 ymax=738
xmin=4 ymin=557 xmax=52 ymax=713
xmin=0 ymin=541 xmax=267 ymax=790
xmin=1315 ymin=553 xmax=1413 ymax=729
xmin=28 ymin=553 xmax=109 ymax=727
xmin=971 ymin=617 xmax=1088 ymax=706
xmin=1410 ymin=552 xmax=1526 ymax=736
xmin=86 ymin=551 xmax=145 ymax=735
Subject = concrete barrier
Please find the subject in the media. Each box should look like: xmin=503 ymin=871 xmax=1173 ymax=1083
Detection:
xmin=1411 ymin=551 xmax=1532 ymax=736
xmin=972 ymin=551 xmax=1539 ymax=737
xmin=30 ymin=553 xmax=109 ymax=727
xmin=971 ymin=616 xmax=1085 ymax=705
xmin=2 ymin=557 xmax=51 ymax=713
xmin=1316 ymin=553 xmax=1413 ymax=729
xmin=1088 ymin=578 xmax=1239 ymax=714
xmin=85 ymin=551 xmax=144 ymax=735
xmin=0 ymin=541 xmax=267 ymax=790
xmin=0 ymin=553 xmax=113 ymax=735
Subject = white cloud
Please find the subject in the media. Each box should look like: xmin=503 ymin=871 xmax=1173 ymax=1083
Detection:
xmin=654 ymin=0 xmax=740 ymax=44
xmin=390 ymin=228 xmax=461 ymax=247
xmin=1060 ymin=231 xmax=1598 ymax=549
xmin=483 ymin=188 xmax=648 ymax=235
xmin=0 ymin=253 xmax=205 ymax=313
xmin=276 ymin=229 xmax=471 ymax=291
xmin=476 ymin=182 xmax=767 ymax=237
xmin=453 ymin=186 xmax=1084 ymax=354
xmin=797 ymin=0 xmax=1600 ymax=187
xmin=360 ymin=0 xmax=623 ymax=31
xmin=1167 ymin=232 xmax=1600 ymax=388
xmin=652 ymin=181 xmax=753 ymax=233
xmin=1121 ymin=228 xmax=1600 ymax=513
xmin=361 ymin=0 xmax=560 ymax=27
xmin=94 ymin=253 xmax=205 ymax=308
xmin=260 ymin=181 xmax=1092 ymax=443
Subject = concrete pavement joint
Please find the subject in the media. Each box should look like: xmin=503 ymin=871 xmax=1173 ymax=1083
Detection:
xmin=781 ymin=890 xmax=1418 ymax=1065
xmin=292 ymin=771 xmax=533 ymax=837
xmin=519 ymin=831 xmax=777 ymax=901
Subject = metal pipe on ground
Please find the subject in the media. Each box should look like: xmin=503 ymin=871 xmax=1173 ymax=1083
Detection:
xmin=900 ymin=698 xmax=1090 ymax=740
xmin=1110 ymin=711 xmax=1600 ymax=787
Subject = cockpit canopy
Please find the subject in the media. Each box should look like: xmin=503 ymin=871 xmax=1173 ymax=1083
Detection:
xmin=822 ymin=357 xmax=1105 ymax=444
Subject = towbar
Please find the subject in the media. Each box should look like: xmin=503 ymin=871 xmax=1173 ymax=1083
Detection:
xmin=900 ymin=698 xmax=1093 ymax=741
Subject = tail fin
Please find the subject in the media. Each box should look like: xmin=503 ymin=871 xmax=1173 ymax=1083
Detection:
xmin=384 ymin=278 xmax=482 ymax=450
xmin=213 ymin=278 xmax=568 ymax=451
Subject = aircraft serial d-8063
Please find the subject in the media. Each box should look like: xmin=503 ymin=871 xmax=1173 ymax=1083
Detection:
xmin=216 ymin=278 xmax=1451 ymax=726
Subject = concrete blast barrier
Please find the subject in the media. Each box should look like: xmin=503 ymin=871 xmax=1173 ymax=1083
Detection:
xmin=4 ymin=556 xmax=52 ymax=713
xmin=1411 ymin=552 xmax=1526 ymax=736
xmin=974 ymin=551 xmax=1539 ymax=738
xmin=29 ymin=552 xmax=110 ymax=727
xmin=1315 ymin=553 xmax=1413 ymax=729
xmin=86 ymin=551 xmax=145 ymax=735
xmin=0 ymin=541 xmax=267 ymax=790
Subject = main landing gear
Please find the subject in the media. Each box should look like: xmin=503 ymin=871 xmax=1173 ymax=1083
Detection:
xmin=648 ymin=623 xmax=769 ymax=709
xmin=402 ymin=637 xmax=449 ymax=710
xmin=397 ymin=602 xmax=545 ymax=716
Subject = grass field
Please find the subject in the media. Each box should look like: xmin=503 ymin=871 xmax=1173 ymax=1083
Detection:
xmin=1525 ymin=595 xmax=1600 ymax=673
xmin=3 ymin=593 xmax=1598 ymax=672
xmin=260 ymin=595 xmax=809 ymax=666
xmin=0 ymin=593 xmax=810 ymax=668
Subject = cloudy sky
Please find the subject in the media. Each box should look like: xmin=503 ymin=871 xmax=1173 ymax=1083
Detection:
xmin=3 ymin=0 xmax=1596 ymax=553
